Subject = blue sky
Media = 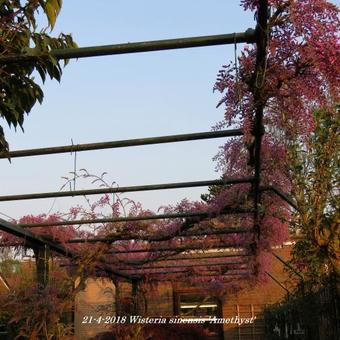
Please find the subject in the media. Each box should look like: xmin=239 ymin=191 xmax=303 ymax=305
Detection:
xmin=1 ymin=1 xmax=257 ymax=219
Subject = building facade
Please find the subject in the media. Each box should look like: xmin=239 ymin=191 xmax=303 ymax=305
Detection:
xmin=74 ymin=246 xmax=291 ymax=340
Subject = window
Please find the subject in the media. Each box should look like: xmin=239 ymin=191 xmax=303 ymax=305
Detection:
xmin=174 ymin=292 xmax=223 ymax=339
xmin=178 ymin=294 xmax=220 ymax=318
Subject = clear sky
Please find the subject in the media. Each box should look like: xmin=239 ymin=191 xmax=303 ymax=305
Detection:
xmin=1 ymin=1 xmax=257 ymax=220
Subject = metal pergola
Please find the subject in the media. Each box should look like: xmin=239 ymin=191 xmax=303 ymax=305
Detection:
xmin=0 ymin=0 xmax=296 ymax=296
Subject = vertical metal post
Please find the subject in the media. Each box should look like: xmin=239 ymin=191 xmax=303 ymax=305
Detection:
xmin=132 ymin=279 xmax=139 ymax=315
xmin=34 ymin=245 xmax=50 ymax=288
xmin=115 ymin=280 xmax=121 ymax=316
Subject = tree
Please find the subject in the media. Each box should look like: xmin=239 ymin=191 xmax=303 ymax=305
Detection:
xmin=289 ymin=106 xmax=339 ymax=290
xmin=0 ymin=0 xmax=77 ymax=154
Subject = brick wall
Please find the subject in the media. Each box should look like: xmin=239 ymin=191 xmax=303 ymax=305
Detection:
xmin=143 ymin=282 xmax=174 ymax=316
xmin=139 ymin=247 xmax=292 ymax=340
xmin=74 ymin=278 xmax=116 ymax=340
xmin=221 ymin=247 xmax=291 ymax=340
xmin=74 ymin=247 xmax=292 ymax=340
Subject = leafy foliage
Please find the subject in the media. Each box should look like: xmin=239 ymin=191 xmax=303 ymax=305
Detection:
xmin=0 ymin=263 xmax=74 ymax=339
xmin=264 ymin=279 xmax=339 ymax=339
xmin=288 ymin=107 xmax=339 ymax=288
xmin=0 ymin=0 xmax=77 ymax=154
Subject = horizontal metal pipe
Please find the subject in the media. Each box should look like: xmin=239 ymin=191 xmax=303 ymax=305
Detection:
xmin=65 ymin=227 xmax=250 ymax=244
xmin=105 ymin=252 xmax=251 ymax=266
xmin=131 ymin=270 xmax=250 ymax=278
xmin=108 ymin=243 xmax=246 ymax=254
xmin=144 ymin=274 xmax=249 ymax=281
xmin=98 ymin=252 xmax=252 ymax=266
xmin=0 ymin=176 xmax=253 ymax=202
xmin=117 ymin=260 xmax=247 ymax=270
xmin=155 ymin=252 xmax=250 ymax=261
xmin=61 ymin=260 xmax=248 ymax=270
xmin=20 ymin=207 xmax=253 ymax=228
xmin=0 ymin=129 xmax=243 ymax=160
xmin=0 ymin=30 xmax=256 ymax=64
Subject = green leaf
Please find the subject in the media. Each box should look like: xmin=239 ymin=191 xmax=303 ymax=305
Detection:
xmin=45 ymin=3 xmax=56 ymax=29
xmin=45 ymin=0 xmax=61 ymax=30
xmin=36 ymin=65 xmax=47 ymax=83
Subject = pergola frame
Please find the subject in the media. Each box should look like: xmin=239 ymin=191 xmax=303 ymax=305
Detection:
xmin=0 ymin=0 xmax=295 ymax=288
